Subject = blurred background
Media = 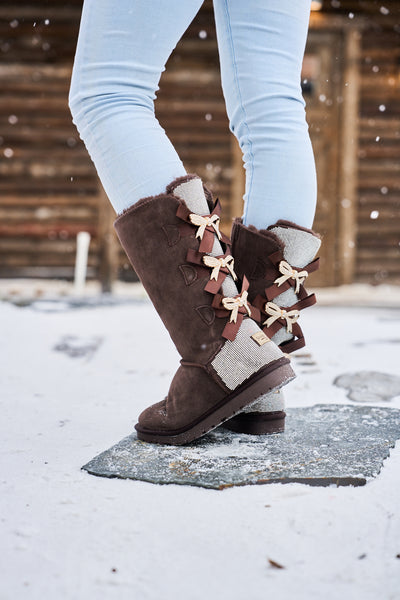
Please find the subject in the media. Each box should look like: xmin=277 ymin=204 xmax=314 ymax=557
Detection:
xmin=0 ymin=0 xmax=399 ymax=294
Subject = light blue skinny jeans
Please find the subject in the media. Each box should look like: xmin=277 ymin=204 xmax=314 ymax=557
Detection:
xmin=69 ymin=0 xmax=316 ymax=229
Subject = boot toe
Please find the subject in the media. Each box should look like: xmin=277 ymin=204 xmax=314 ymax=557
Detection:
xmin=136 ymin=398 xmax=169 ymax=432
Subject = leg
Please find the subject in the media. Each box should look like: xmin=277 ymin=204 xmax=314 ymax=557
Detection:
xmin=213 ymin=0 xmax=316 ymax=229
xmin=69 ymin=1 xmax=295 ymax=445
xmin=69 ymin=0 xmax=204 ymax=214
xmin=213 ymin=0 xmax=318 ymax=434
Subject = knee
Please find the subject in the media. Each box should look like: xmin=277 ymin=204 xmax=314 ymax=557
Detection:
xmin=68 ymin=85 xmax=86 ymax=132
xmin=68 ymin=69 xmax=155 ymax=138
xmin=68 ymin=69 xmax=97 ymax=134
xmin=232 ymin=84 xmax=308 ymax=149
xmin=258 ymin=89 xmax=308 ymax=135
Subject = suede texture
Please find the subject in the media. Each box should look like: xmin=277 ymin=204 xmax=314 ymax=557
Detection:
xmin=114 ymin=192 xmax=227 ymax=368
xmin=231 ymin=218 xmax=319 ymax=302
xmin=114 ymin=184 xmax=294 ymax=438
xmin=230 ymin=218 xmax=284 ymax=303
xmin=136 ymin=364 xmax=227 ymax=432
xmin=114 ymin=188 xmax=239 ymax=433
xmin=231 ymin=218 xmax=319 ymax=354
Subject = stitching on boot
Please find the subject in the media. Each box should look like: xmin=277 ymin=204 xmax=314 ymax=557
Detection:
xmin=179 ymin=264 xmax=198 ymax=286
xmin=195 ymin=305 xmax=215 ymax=326
xmin=162 ymin=224 xmax=180 ymax=246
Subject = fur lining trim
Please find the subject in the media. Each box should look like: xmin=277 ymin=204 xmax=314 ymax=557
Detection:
xmin=114 ymin=174 xmax=203 ymax=224
xmin=166 ymin=173 xmax=199 ymax=195
xmin=114 ymin=192 xmax=173 ymax=224
xmin=269 ymin=219 xmax=321 ymax=240
xmin=232 ymin=218 xmax=285 ymax=252
xmin=115 ymin=174 xmax=215 ymax=224
xmin=167 ymin=173 xmax=214 ymax=208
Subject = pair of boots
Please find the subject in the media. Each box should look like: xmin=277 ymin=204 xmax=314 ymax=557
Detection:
xmin=114 ymin=175 xmax=320 ymax=445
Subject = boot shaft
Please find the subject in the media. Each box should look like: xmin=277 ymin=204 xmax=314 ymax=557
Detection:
xmin=231 ymin=219 xmax=321 ymax=353
xmin=114 ymin=185 xmax=227 ymax=366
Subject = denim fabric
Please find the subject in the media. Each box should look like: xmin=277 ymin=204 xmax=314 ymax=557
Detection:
xmin=69 ymin=0 xmax=316 ymax=228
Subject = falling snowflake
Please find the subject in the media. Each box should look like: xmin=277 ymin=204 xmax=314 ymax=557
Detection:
xmin=370 ymin=211 xmax=379 ymax=220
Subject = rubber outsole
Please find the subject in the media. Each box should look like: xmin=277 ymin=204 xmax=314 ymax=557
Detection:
xmin=222 ymin=410 xmax=286 ymax=435
xmin=135 ymin=357 xmax=294 ymax=445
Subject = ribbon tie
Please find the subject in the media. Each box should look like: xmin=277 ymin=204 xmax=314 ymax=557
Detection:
xmin=263 ymin=302 xmax=300 ymax=334
xmin=222 ymin=289 xmax=251 ymax=324
xmin=203 ymin=254 xmax=237 ymax=281
xmin=189 ymin=213 xmax=222 ymax=242
xmin=274 ymin=260 xmax=308 ymax=294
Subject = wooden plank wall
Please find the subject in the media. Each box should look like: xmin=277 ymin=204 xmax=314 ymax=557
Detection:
xmin=357 ymin=26 xmax=400 ymax=284
xmin=0 ymin=1 xmax=399 ymax=285
xmin=0 ymin=0 xmax=233 ymax=282
xmin=0 ymin=2 xmax=101 ymax=279
xmin=321 ymin=0 xmax=400 ymax=285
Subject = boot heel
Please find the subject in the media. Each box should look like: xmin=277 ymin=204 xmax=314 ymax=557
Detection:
xmin=223 ymin=410 xmax=286 ymax=435
xmin=223 ymin=388 xmax=286 ymax=434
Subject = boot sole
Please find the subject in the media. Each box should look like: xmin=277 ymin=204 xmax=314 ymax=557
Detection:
xmin=135 ymin=357 xmax=294 ymax=445
xmin=222 ymin=410 xmax=286 ymax=435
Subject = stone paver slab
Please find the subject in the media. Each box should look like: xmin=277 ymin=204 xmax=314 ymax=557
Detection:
xmin=82 ymin=404 xmax=400 ymax=489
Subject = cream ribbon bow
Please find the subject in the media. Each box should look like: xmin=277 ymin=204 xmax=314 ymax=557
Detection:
xmin=274 ymin=260 xmax=308 ymax=294
xmin=189 ymin=213 xmax=222 ymax=241
xmin=203 ymin=255 xmax=237 ymax=281
xmin=222 ymin=290 xmax=251 ymax=323
xmin=263 ymin=302 xmax=300 ymax=334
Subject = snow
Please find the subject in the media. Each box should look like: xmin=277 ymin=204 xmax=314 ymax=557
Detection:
xmin=1 ymin=292 xmax=400 ymax=600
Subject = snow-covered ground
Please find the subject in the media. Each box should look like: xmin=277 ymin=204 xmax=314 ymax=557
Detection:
xmin=1 ymin=289 xmax=400 ymax=600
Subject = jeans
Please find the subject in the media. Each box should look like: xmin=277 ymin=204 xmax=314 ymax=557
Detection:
xmin=69 ymin=0 xmax=316 ymax=229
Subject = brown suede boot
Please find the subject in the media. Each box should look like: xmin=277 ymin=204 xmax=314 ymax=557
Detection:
xmin=223 ymin=219 xmax=321 ymax=434
xmin=114 ymin=175 xmax=295 ymax=445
